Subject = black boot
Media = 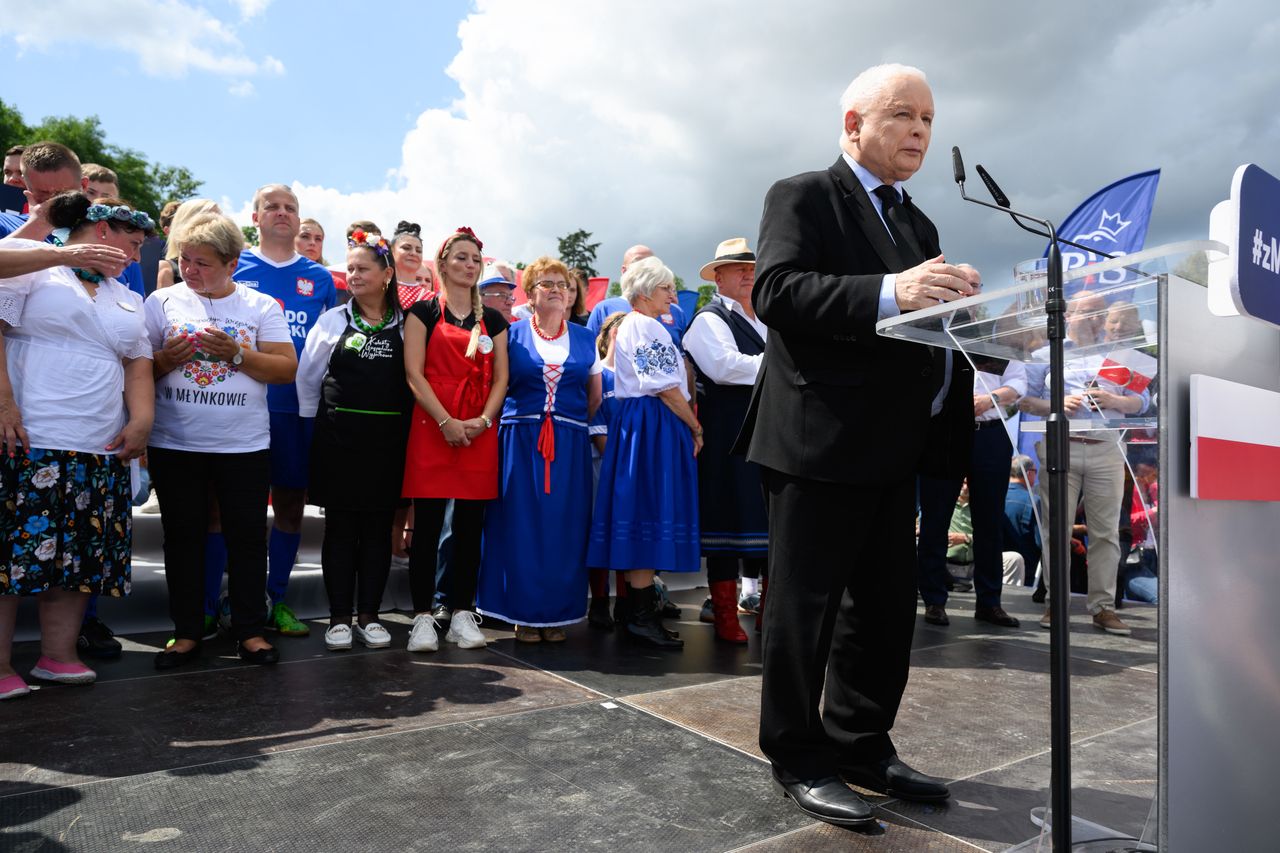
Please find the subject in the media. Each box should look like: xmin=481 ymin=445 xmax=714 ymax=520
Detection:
xmin=626 ymin=584 xmax=683 ymax=649
xmin=588 ymin=597 xmax=615 ymax=631
xmin=613 ymin=584 xmax=632 ymax=625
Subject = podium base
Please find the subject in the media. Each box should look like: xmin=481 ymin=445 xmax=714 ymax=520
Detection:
xmin=1004 ymin=807 xmax=1157 ymax=852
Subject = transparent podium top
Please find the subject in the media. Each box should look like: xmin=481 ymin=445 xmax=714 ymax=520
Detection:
xmin=875 ymin=240 xmax=1226 ymax=363
xmin=877 ymin=240 xmax=1226 ymax=433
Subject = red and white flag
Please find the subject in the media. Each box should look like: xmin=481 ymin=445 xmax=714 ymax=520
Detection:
xmin=1097 ymin=348 xmax=1157 ymax=392
xmin=1191 ymin=374 xmax=1280 ymax=501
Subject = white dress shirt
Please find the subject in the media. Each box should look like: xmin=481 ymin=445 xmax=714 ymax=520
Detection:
xmin=682 ymin=293 xmax=767 ymax=386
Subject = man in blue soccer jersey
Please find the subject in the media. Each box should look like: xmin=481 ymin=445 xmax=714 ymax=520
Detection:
xmin=232 ymin=184 xmax=336 ymax=636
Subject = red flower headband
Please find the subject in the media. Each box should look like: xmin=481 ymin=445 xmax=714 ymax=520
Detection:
xmin=452 ymin=226 xmax=483 ymax=251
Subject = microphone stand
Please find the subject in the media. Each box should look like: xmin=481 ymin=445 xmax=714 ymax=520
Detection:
xmin=952 ymin=148 xmax=1074 ymax=852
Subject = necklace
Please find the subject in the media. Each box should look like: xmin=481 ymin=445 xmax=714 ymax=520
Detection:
xmin=530 ymin=313 xmax=565 ymax=341
xmin=351 ymin=303 xmax=394 ymax=336
xmin=73 ymin=268 xmax=104 ymax=284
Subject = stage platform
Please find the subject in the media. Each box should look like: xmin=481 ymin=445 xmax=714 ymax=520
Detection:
xmin=2 ymin=542 xmax=1157 ymax=851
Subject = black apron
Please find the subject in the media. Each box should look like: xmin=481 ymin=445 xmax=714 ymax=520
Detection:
xmin=307 ymin=318 xmax=412 ymax=511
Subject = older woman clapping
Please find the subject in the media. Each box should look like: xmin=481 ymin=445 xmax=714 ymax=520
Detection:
xmin=587 ymin=256 xmax=701 ymax=649
xmin=476 ymin=257 xmax=602 ymax=642
xmin=0 ymin=192 xmax=154 ymax=698
xmin=145 ymin=213 xmax=297 ymax=669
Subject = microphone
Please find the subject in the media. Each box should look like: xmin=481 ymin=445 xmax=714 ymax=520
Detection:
xmin=975 ymin=165 xmax=1010 ymax=208
xmin=951 ymin=146 xmax=966 ymax=185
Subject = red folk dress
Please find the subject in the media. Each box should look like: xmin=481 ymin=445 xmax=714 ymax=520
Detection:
xmin=402 ymin=305 xmax=499 ymax=500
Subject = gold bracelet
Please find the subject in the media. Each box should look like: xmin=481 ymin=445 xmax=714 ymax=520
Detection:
xmin=437 ymin=416 xmax=451 ymax=429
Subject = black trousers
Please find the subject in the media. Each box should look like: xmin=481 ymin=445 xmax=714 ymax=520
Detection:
xmin=758 ymin=467 xmax=918 ymax=781
xmin=706 ymin=555 xmax=767 ymax=583
xmin=149 ymin=447 xmax=270 ymax=643
xmin=917 ymin=422 xmax=1014 ymax=610
xmin=321 ymin=508 xmax=394 ymax=623
xmin=408 ymin=498 xmax=484 ymax=613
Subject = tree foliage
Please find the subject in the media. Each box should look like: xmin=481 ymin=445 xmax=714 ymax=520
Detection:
xmin=556 ymin=228 xmax=601 ymax=278
xmin=242 ymin=225 xmax=260 ymax=247
xmin=0 ymin=98 xmax=201 ymax=219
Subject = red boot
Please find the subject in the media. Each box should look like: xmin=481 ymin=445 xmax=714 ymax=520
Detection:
xmin=710 ymin=580 xmax=748 ymax=644
xmin=755 ymin=576 xmax=767 ymax=634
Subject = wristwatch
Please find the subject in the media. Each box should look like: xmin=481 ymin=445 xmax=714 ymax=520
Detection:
xmin=231 ymin=347 xmax=244 ymax=367
xmin=481 ymin=415 xmax=493 ymax=430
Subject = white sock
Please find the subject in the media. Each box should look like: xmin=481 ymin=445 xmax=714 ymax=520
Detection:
xmin=740 ymin=577 xmax=759 ymax=597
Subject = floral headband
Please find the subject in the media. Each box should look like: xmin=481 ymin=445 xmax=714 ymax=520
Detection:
xmin=349 ymin=229 xmax=391 ymax=258
xmin=450 ymin=226 xmax=483 ymax=251
xmin=86 ymin=203 xmax=155 ymax=232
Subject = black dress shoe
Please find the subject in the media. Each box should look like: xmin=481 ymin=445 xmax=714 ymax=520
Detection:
xmin=839 ymin=755 xmax=950 ymax=802
xmin=974 ymin=606 xmax=1020 ymax=628
xmin=773 ymin=774 xmax=875 ymax=827
xmin=154 ymin=644 xmax=201 ymax=670
xmin=237 ymin=643 xmax=280 ymax=665
xmin=923 ymin=604 xmax=949 ymax=626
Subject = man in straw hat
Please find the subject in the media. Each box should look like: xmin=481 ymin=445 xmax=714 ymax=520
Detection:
xmin=684 ymin=238 xmax=768 ymax=645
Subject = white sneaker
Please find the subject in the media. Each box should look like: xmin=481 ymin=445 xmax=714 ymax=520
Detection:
xmin=445 ymin=610 xmax=487 ymax=649
xmin=354 ymin=622 xmax=391 ymax=648
xmin=138 ymin=490 xmax=162 ymax=514
xmin=407 ymin=613 xmax=439 ymax=652
xmin=324 ymin=624 xmax=352 ymax=651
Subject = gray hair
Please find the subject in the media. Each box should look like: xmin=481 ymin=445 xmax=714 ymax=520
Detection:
xmin=1010 ymin=454 xmax=1037 ymax=479
xmin=620 ymin=255 xmax=674 ymax=304
xmin=839 ymin=63 xmax=928 ymax=116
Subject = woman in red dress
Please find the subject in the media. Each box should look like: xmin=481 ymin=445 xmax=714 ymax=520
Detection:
xmin=401 ymin=227 xmax=508 ymax=652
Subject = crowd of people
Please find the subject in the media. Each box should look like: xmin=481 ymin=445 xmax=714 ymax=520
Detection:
xmin=0 ymin=123 xmax=1156 ymax=717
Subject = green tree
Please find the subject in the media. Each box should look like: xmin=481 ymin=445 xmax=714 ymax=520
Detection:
xmin=242 ymin=225 xmax=260 ymax=247
xmin=0 ymin=98 xmax=202 ymax=219
xmin=557 ymin=228 xmax=601 ymax=278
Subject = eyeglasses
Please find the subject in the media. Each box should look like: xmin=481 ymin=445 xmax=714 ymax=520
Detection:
xmin=534 ymin=280 xmax=570 ymax=291
xmin=654 ymin=283 xmax=677 ymax=294
xmin=481 ymin=290 xmax=515 ymax=303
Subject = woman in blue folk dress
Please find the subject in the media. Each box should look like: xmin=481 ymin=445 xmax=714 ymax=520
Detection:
xmin=477 ymin=257 xmax=602 ymax=642
xmin=588 ymin=256 xmax=702 ymax=650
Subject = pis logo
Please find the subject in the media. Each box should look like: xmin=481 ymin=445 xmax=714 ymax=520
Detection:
xmin=296 ymin=278 xmax=315 ymax=297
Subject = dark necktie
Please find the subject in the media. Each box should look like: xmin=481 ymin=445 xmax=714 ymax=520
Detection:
xmin=874 ymin=185 xmax=949 ymax=409
xmin=872 ymin=184 xmax=925 ymax=269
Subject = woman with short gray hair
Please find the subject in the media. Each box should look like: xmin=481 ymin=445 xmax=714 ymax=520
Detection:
xmin=588 ymin=256 xmax=702 ymax=649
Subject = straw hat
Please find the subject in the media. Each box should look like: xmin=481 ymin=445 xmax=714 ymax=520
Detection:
xmin=699 ymin=237 xmax=756 ymax=281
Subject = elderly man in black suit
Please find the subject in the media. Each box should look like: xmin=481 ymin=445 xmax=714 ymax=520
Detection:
xmin=742 ymin=63 xmax=982 ymax=827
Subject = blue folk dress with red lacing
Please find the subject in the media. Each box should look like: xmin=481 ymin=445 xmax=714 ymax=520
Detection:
xmin=475 ymin=318 xmax=597 ymax=626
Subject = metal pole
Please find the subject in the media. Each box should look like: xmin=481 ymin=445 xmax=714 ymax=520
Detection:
xmin=1044 ymin=236 xmax=1073 ymax=850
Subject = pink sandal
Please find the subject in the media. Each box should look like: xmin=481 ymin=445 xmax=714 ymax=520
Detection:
xmin=29 ymin=656 xmax=96 ymax=685
xmin=0 ymin=673 xmax=32 ymax=700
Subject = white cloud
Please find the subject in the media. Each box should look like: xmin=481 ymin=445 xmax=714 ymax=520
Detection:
xmin=223 ymin=0 xmax=1279 ymax=285
xmin=0 ymin=0 xmax=284 ymax=79
xmin=231 ymin=0 xmax=272 ymax=20
xmin=228 ymin=80 xmax=255 ymax=97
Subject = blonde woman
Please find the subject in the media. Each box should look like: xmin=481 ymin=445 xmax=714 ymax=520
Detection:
xmin=155 ymin=198 xmax=220 ymax=288
xmin=400 ymin=227 xmax=508 ymax=652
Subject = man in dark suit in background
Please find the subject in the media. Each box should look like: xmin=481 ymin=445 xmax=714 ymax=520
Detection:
xmin=743 ymin=63 xmax=981 ymax=827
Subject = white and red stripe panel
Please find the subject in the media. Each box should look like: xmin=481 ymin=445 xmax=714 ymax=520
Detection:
xmin=1191 ymin=374 xmax=1280 ymax=500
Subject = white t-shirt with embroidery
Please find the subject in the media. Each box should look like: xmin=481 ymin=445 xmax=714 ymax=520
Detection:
xmin=0 ymin=238 xmax=150 ymax=453
xmin=145 ymin=283 xmax=291 ymax=453
xmin=612 ymin=312 xmax=688 ymax=401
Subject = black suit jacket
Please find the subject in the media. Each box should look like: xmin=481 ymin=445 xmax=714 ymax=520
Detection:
xmin=740 ymin=156 xmax=973 ymax=485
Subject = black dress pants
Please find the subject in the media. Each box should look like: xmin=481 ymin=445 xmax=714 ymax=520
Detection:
xmin=408 ymin=498 xmax=484 ymax=613
xmin=148 ymin=447 xmax=270 ymax=643
xmin=321 ymin=508 xmax=394 ymax=623
xmin=758 ymin=467 xmax=918 ymax=781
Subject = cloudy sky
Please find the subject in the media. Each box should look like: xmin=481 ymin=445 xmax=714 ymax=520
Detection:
xmin=1 ymin=0 xmax=1272 ymax=285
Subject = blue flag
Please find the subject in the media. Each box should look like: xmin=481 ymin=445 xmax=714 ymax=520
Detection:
xmin=1046 ymin=169 xmax=1160 ymax=273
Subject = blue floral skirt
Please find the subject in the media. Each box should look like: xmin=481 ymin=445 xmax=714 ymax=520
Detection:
xmin=587 ymin=396 xmax=700 ymax=572
xmin=0 ymin=447 xmax=133 ymax=597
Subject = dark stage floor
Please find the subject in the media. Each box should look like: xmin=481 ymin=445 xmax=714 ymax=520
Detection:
xmin=0 ymin=585 xmax=1158 ymax=852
